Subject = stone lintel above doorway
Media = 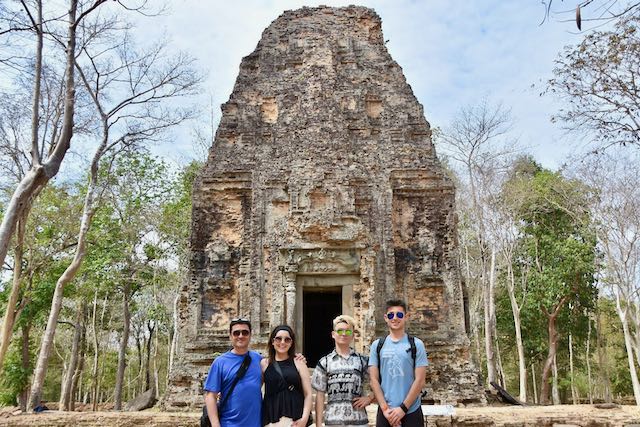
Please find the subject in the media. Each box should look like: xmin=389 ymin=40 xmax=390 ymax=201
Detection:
xmin=278 ymin=247 xmax=361 ymax=275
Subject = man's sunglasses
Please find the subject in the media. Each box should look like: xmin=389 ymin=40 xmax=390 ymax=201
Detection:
xmin=335 ymin=329 xmax=353 ymax=336
xmin=273 ymin=336 xmax=292 ymax=343
xmin=232 ymin=329 xmax=250 ymax=337
xmin=386 ymin=311 xmax=405 ymax=320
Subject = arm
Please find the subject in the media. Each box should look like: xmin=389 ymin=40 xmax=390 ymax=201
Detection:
xmin=354 ymin=358 xmax=375 ymax=409
xmin=293 ymin=359 xmax=313 ymax=427
xmin=403 ymin=366 xmax=426 ymax=410
xmin=315 ymin=390 xmax=325 ymax=427
xmin=204 ymin=391 xmax=221 ymax=427
xmin=368 ymin=365 xmax=388 ymax=412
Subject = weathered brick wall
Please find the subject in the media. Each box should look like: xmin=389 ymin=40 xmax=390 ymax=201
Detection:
xmin=163 ymin=5 xmax=484 ymax=410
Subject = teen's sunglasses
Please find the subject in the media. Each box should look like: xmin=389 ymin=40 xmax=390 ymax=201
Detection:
xmin=386 ymin=311 xmax=405 ymax=320
xmin=273 ymin=336 xmax=292 ymax=343
xmin=232 ymin=329 xmax=250 ymax=337
xmin=335 ymin=329 xmax=353 ymax=336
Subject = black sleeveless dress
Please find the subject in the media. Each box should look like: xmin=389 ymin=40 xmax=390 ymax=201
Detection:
xmin=262 ymin=358 xmax=305 ymax=426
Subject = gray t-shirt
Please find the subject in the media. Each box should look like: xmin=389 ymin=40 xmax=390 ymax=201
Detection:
xmin=311 ymin=349 xmax=369 ymax=426
xmin=368 ymin=334 xmax=428 ymax=414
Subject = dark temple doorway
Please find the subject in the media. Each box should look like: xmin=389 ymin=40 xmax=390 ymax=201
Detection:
xmin=303 ymin=287 xmax=341 ymax=367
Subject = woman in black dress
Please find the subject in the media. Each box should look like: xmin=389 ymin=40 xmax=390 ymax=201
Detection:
xmin=261 ymin=325 xmax=312 ymax=427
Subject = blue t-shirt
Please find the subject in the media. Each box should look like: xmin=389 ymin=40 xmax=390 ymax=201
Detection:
xmin=203 ymin=350 xmax=263 ymax=427
xmin=368 ymin=334 xmax=428 ymax=414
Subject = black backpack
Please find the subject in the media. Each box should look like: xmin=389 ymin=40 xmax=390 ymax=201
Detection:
xmin=201 ymin=353 xmax=252 ymax=427
xmin=375 ymin=334 xmax=417 ymax=385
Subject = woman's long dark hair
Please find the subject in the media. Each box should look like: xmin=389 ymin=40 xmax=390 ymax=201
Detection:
xmin=268 ymin=324 xmax=296 ymax=364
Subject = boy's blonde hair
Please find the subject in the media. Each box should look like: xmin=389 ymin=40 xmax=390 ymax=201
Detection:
xmin=332 ymin=314 xmax=356 ymax=330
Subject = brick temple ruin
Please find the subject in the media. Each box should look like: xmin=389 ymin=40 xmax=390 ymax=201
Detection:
xmin=164 ymin=5 xmax=484 ymax=409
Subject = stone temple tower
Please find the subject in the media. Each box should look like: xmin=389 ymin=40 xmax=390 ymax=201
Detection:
xmin=164 ymin=6 xmax=484 ymax=409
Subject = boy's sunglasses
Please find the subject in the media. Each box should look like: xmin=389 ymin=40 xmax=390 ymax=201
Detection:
xmin=274 ymin=336 xmax=292 ymax=343
xmin=335 ymin=329 xmax=353 ymax=336
xmin=386 ymin=311 xmax=405 ymax=320
xmin=232 ymin=329 xmax=250 ymax=337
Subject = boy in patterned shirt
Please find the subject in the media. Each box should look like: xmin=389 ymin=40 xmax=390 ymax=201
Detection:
xmin=311 ymin=315 xmax=374 ymax=426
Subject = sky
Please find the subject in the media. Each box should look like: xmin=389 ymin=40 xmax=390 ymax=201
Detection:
xmin=132 ymin=1 xmax=589 ymax=168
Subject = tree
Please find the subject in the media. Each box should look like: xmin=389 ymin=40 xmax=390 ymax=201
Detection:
xmin=569 ymin=151 xmax=640 ymax=404
xmin=26 ymin=20 xmax=200 ymax=410
xmin=491 ymin=155 xmax=541 ymax=402
xmin=439 ymin=100 xmax=515 ymax=386
xmin=0 ymin=0 xmax=114 ymax=274
xmin=0 ymin=183 xmax=82 ymax=409
xmin=548 ymin=14 xmax=640 ymax=151
xmin=96 ymin=153 xmax=172 ymax=409
xmin=513 ymin=168 xmax=598 ymax=405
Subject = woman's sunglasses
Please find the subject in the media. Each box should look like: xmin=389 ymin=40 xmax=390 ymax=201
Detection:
xmin=386 ymin=311 xmax=405 ymax=320
xmin=273 ymin=336 xmax=292 ymax=343
xmin=335 ymin=329 xmax=353 ymax=336
xmin=232 ymin=329 xmax=250 ymax=337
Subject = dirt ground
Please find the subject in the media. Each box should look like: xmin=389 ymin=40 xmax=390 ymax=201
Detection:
xmin=0 ymin=404 xmax=639 ymax=427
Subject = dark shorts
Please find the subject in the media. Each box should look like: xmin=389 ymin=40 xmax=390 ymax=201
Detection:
xmin=376 ymin=406 xmax=424 ymax=427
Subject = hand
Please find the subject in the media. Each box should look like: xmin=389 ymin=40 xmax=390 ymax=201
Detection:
xmin=385 ymin=407 xmax=405 ymax=426
xmin=352 ymin=395 xmax=372 ymax=409
xmin=291 ymin=416 xmax=308 ymax=427
xmin=294 ymin=352 xmax=307 ymax=365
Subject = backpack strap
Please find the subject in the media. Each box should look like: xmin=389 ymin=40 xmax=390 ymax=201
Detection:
xmin=219 ymin=353 xmax=252 ymax=409
xmin=407 ymin=335 xmax=417 ymax=370
xmin=376 ymin=335 xmax=387 ymax=386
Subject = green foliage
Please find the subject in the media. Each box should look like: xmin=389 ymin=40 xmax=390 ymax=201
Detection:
xmin=0 ymin=336 xmax=32 ymax=406
xmin=512 ymin=168 xmax=598 ymax=321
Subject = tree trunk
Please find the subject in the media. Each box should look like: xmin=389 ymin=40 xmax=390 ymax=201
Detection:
xmin=531 ymin=363 xmax=538 ymax=405
xmin=586 ymin=318 xmax=593 ymax=404
xmin=70 ymin=303 xmax=87 ymax=411
xmin=495 ymin=335 xmax=506 ymax=388
xmin=18 ymin=323 xmax=31 ymax=412
xmin=569 ymin=333 xmax=578 ymax=404
xmin=135 ymin=333 xmax=143 ymax=395
xmin=145 ymin=322 xmax=155 ymax=391
xmin=484 ymin=247 xmax=497 ymax=385
xmin=596 ymin=304 xmax=612 ymax=403
xmin=616 ymin=296 xmax=640 ymax=405
xmin=90 ymin=291 xmax=100 ymax=411
xmin=631 ymin=303 xmax=640 ymax=373
xmin=540 ymin=298 xmax=567 ymax=405
xmin=114 ymin=281 xmax=131 ymax=410
xmin=507 ymin=262 xmax=527 ymax=401
xmin=168 ymin=291 xmax=179 ymax=379
xmin=0 ymin=202 xmax=31 ymax=370
xmin=552 ymin=355 xmax=560 ymax=405
xmin=60 ymin=301 xmax=84 ymax=410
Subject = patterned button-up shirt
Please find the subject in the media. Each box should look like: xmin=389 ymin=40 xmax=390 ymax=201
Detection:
xmin=311 ymin=349 xmax=369 ymax=426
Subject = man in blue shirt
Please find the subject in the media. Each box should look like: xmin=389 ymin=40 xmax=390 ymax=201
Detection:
xmin=203 ymin=318 xmax=263 ymax=427
xmin=369 ymin=299 xmax=428 ymax=427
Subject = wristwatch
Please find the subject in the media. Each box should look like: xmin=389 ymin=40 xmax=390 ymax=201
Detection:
xmin=400 ymin=403 xmax=408 ymax=413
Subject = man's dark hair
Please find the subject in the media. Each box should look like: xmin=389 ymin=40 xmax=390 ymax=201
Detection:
xmin=385 ymin=299 xmax=407 ymax=312
xmin=229 ymin=317 xmax=252 ymax=333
